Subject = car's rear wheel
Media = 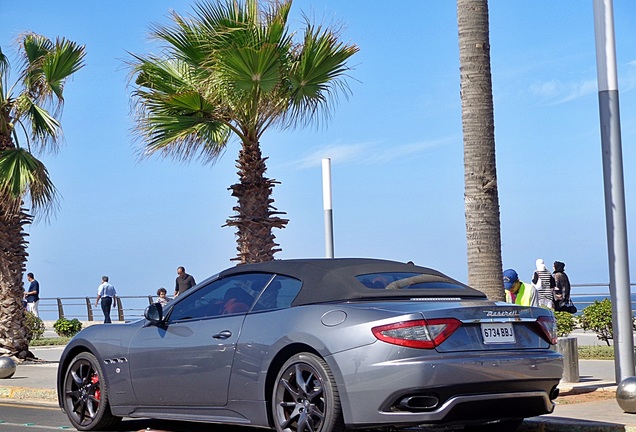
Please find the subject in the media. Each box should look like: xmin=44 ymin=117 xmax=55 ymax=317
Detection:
xmin=272 ymin=352 xmax=344 ymax=432
xmin=62 ymin=352 xmax=121 ymax=431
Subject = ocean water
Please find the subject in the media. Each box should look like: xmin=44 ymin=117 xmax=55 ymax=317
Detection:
xmin=571 ymin=293 xmax=636 ymax=315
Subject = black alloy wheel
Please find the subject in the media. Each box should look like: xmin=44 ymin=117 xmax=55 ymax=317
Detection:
xmin=272 ymin=352 xmax=344 ymax=432
xmin=62 ymin=352 xmax=120 ymax=431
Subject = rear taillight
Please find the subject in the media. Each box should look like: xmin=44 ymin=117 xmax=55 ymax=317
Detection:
xmin=537 ymin=315 xmax=558 ymax=345
xmin=372 ymin=318 xmax=461 ymax=349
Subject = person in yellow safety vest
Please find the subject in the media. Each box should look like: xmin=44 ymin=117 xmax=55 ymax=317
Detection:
xmin=503 ymin=268 xmax=538 ymax=307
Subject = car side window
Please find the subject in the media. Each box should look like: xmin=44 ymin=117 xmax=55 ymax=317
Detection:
xmin=252 ymin=275 xmax=302 ymax=312
xmin=168 ymin=273 xmax=273 ymax=321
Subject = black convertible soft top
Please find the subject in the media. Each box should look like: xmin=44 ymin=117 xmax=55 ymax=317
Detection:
xmin=218 ymin=258 xmax=487 ymax=306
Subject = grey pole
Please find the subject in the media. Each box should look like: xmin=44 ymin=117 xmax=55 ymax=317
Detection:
xmin=593 ymin=0 xmax=634 ymax=383
xmin=322 ymin=158 xmax=334 ymax=258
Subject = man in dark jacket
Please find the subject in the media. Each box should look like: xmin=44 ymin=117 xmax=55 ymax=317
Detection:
xmin=25 ymin=272 xmax=40 ymax=317
xmin=174 ymin=266 xmax=196 ymax=297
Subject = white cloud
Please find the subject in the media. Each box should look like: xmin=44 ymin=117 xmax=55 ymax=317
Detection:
xmin=529 ymin=78 xmax=597 ymax=105
xmin=528 ymin=60 xmax=636 ymax=105
xmin=620 ymin=60 xmax=636 ymax=92
xmin=283 ymin=138 xmax=455 ymax=170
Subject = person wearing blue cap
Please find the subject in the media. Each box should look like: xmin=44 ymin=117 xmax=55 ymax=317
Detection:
xmin=503 ymin=268 xmax=538 ymax=307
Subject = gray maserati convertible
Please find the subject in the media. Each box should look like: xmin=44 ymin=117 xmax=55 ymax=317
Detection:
xmin=57 ymin=258 xmax=563 ymax=432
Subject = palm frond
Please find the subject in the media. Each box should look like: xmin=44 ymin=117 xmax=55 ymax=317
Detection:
xmin=285 ymin=20 xmax=359 ymax=127
xmin=20 ymin=33 xmax=53 ymax=66
xmin=262 ymin=0 xmax=292 ymax=46
xmin=133 ymin=84 xmax=231 ymax=163
xmin=0 ymin=48 xmax=9 ymax=127
xmin=41 ymin=37 xmax=86 ymax=100
xmin=131 ymin=55 xmax=192 ymax=93
xmin=139 ymin=112 xmax=230 ymax=163
xmin=217 ymin=43 xmax=281 ymax=93
xmin=0 ymin=46 xmax=9 ymax=80
xmin=19 ymin=33 xmax=85 ymax=109
xmin=0 ymin=148 xmax=58 ymax=218
xmin=10 ymin=94 xmax=61 ymax=153
xmin=26 ymin=97 xmax=61 ymax=149
xmin=150 ymin=12 xmax=209 ymax=67
xmin=19 ymin=33 xmax=53 ymax=100
xmin=194 ymin=0 xmax=250 ymax=32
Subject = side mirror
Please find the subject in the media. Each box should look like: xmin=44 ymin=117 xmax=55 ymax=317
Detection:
xmin=144 ymin=303 xmax=164 ymax=325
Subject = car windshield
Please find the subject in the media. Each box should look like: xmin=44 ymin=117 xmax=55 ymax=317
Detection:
xmin=356 ymin=272 xmax=465 ymax=290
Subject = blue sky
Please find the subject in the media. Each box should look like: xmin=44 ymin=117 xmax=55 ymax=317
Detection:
xmin=2 ymin=1 xmax=635 ymax=299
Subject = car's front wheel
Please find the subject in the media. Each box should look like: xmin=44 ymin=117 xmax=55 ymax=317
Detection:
xmin=272 ymin=352 xmax=344 ymax=432
xmin=62 ymin=352 xmax=121 ymax=431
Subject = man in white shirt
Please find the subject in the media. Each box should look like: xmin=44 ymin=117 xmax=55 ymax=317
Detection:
xmin=95 ymin=276 xmax=117 ymax=323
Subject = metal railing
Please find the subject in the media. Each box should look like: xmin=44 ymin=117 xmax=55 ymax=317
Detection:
xmin=37 ymin=295 xmax=156 ymax=322
xmin=569 ymin=283 xmax=636 ymax=313
xmin=32 ymin=283 xmax=636 ymax=322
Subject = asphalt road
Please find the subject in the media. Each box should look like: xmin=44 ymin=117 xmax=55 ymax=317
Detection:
xmin=0 ymin=402 xmax=257 ymax=432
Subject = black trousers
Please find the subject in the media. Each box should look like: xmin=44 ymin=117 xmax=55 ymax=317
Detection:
xmin=101 ymin=297 xmax=113 ymax=323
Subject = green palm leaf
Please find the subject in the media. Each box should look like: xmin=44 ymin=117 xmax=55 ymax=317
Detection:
xmin=135 ymin=88 xmax=229 ymax=162
xmin=218 ymin=44 xmax=281 ymax=93
xmin=0 ymin=148 xmax=58 ymax=216
xmin=19 ymin=34 xmax=54 ymax=101
xmin=26 ymin=96 xmax=61 ymax=144
xmin=21 ymin=33 xmax=53 ymax=64
xmin=287 ymin=23 xmax=359 ymax=126
xmin=20 ymin=33 xmax=85 ymax=108
xmin=132 ymin=56 xmax=192 ymax=93
xmin=42 ymin=38 xmax=86 ymax=100
xmin=0 ymin=46 xmax=9 ymax=79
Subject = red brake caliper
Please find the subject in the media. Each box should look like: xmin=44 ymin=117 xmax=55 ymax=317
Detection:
xmin=91 ymin=374 xmax=101 ymax=401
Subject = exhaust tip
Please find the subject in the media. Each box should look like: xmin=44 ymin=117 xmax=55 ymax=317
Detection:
xmin=550 ymin=386 xmax=560 ymax=400
xmin=398 ymin=395 xmax=440 ymax=411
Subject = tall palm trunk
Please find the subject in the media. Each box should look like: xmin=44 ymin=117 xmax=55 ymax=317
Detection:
xmin=0 ymin=197 xmax=31 ymax=357
xmin=226 ymin=140 xmax=288 ymax=263
xmin=0 ymin=115 xmax=32 ymax=357
xmin=457 ymin=0 xmax=504 ymax=300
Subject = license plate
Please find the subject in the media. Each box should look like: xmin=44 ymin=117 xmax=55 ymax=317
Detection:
xmin=481 ymin=322 xmax=515 ymax=344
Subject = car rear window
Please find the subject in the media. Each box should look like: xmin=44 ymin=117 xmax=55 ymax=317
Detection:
xmin=356 ymin=272 xmax=466 ymax=290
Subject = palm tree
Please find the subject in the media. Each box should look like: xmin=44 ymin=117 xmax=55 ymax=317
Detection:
xmin=129 ymin=0 xmax=358 ymax=263
xmin=0 ymin=34 xmax=85 ymax=357
xmin=456 ymin=0 xmax=504 ymax=300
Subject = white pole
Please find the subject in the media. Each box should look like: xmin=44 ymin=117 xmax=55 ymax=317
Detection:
xmin=593 ymin=0 xmax=634 ymax=382
xmin=322 ymin=158 xmax=334 ymax=258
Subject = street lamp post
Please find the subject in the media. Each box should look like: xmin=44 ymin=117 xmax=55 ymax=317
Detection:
xmin=322 ymin=158 xmax=334 ymax=258
xmin=593 ymin=0 xmax=634 ymax=383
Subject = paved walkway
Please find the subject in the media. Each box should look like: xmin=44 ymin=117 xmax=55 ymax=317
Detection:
xmin=1 ymin=330 xmax=636 ymax=431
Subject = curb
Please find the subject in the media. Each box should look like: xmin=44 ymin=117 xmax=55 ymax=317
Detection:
xmin=0 ymin=385 xmax=57 ymax=404
xmin=521 ymin=417 xmax=636 ymax=432
xmin=559 ymin=383 xmax=618 ymax=394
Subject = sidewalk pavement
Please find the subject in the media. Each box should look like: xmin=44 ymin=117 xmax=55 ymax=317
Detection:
xmin=2 ymin=338 xmax=636 ymax=431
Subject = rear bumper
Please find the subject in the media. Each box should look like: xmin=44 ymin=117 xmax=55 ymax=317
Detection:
xmin=330 ymin=346 xmax=563 ymax=427
xmin=351 ymin=390 xmax=557 ymax=428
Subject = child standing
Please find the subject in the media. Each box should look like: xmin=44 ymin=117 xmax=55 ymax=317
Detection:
xmin=156 ymin=287 xmax=171 ymax=306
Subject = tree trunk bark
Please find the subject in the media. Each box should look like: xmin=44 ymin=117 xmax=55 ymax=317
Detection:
xmin=0 ymin=112 xmax=33 ymax=357
xmin=0 ymin=200 xmax=32 ymax=358
xmin=457 ymin=0 xmax=504 ymax=300
xmin=225 ymin=140 xmax=288 ymax=263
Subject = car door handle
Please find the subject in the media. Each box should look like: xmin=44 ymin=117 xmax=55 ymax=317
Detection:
xmin=213 ymin=330 xmax=232 ymax=339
